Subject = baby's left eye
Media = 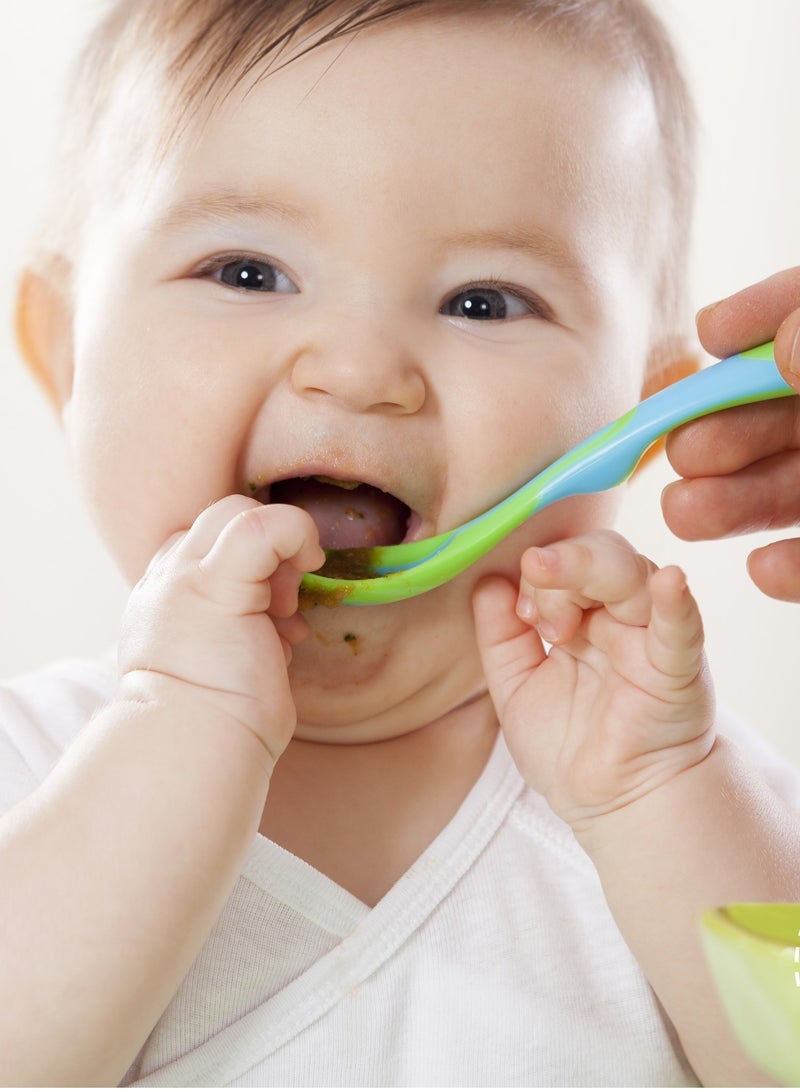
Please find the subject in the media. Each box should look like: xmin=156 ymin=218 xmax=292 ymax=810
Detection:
xmin=441 ymin=285 xmax=546 ymax=321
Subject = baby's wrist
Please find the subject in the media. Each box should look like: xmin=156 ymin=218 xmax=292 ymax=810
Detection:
xmin=117 ymin=668 xmax=289 ymax=775
xmin=565 ymin=733 xmax=720 ymax=861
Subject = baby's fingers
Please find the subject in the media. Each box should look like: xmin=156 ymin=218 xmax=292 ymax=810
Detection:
xmin=519 ymin=531 xmax=656 ymax=643
xmin=196 ymin=500 xmax=324 ymax=586
xmin=163 ymin=497 xmax=324 ymax=616
xmin=646 ymin=565 xmax=706 ymax=684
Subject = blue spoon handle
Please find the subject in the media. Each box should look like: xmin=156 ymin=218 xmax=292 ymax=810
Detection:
xmin=518 ymin=342 xmax=789 ymax=510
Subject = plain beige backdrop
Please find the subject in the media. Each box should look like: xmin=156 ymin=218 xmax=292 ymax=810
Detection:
xmin=1 ymin=1 xmax=797 ymax=762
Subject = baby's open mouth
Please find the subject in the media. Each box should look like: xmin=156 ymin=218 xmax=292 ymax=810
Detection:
xmin=268 ymin=476 xmax=412 ymax=550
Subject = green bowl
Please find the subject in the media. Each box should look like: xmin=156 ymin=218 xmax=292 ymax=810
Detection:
xmin=700 ymin=903 xmax=800 ymax=1085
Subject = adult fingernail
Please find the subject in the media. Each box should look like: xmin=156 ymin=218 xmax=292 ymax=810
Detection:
xmin=774 ymin=310 xmax=800 ymax=380
xmin=788 ymin=317 xmax=800 ymax=377
xmin=695 ymin=302 xmax=719 ymax=324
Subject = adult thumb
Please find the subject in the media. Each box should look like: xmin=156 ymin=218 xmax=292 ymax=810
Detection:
xmin=775 ymin=307 xmax=800 ymax=393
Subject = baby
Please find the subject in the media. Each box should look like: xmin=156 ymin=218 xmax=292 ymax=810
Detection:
xmin=3 ymin=0 xmax=800 ymax=1085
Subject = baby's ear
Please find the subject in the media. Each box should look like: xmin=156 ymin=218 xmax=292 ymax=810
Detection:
xmin=14 ymin=260 xmax=74 ymax=412
xmin=639 ymin=339 xmax=701 ymax=401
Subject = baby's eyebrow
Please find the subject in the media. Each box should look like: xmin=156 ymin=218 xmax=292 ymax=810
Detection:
xmin=147 ymin=190 xmax=313 ymax=235
xmin=445 ymin=226 xmax=592 ymax=289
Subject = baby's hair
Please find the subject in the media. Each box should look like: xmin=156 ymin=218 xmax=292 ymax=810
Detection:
xmin=50 ymin=0 xmax=696 ymax=343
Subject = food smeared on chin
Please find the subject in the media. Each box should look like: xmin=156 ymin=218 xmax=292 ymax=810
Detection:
xmin=297 ymin=582 xmax=353 ymax=612
xmin=269 ymin=475 xmax=411 ymax=550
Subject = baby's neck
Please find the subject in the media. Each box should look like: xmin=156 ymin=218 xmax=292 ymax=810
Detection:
xmin=259 ymin=691 xmax=498 ymax=907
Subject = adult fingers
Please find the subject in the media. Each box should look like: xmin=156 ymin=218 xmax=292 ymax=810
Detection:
xmin=747 ymin=538 xmax=800 ymax=602
xmin=662 ymin=448 xmax=800 ymax=541
xmin=697 ymin=267 xmax=800 ymax=366
xmin=665 ymin=398 xmax=800 ymax=479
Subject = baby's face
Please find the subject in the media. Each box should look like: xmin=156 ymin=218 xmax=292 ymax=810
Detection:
xmin=62 ymin=14 xmax=666 ymax=738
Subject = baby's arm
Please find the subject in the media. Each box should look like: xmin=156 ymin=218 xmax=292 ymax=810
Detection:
xmin=0 ymin=497 xmax=324 ymax=1087
xmin=473 ymin=531 xmax=800 ymax=1086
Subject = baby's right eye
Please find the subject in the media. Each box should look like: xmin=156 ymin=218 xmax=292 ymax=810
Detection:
xmin=208 ymin=257 xmax=298 ymax=294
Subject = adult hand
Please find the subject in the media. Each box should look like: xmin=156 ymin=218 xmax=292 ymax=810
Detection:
xmin=662 ymin=268 xmax=800 ymax=601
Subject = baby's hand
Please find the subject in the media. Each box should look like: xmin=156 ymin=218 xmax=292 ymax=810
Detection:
xmin=473 ymin=530 xmax=715 ymax=834
xmin=118 ymin=497 xmax=325 ymax=767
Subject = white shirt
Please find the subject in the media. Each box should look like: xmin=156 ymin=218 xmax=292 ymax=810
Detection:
xmin=3 ymin=655 xmax=799 ymax=1086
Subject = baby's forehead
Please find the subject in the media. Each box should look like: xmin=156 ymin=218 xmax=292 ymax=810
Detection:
xmin=140 ymin=13 xmax=661 ymax=224
xmin=82 ymin=0 xmax=669 ymax=167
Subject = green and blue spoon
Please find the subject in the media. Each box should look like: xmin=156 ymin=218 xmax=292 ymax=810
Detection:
xmin=300 ymin=342 xmax=793 ymax=607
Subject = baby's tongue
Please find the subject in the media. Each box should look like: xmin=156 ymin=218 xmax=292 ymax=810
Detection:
xmin=271 ymin=477 xmax=410 ymax=549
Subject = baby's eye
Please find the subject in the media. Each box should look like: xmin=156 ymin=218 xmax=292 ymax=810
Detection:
xmin=442 ymin=285 xmax=547 ymax=321
xmin=211 ymin=257 xmax=298 ymax=294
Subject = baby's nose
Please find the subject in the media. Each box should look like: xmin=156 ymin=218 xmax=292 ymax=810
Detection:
xmin=290 ymin=320 xmax=426 ymax=415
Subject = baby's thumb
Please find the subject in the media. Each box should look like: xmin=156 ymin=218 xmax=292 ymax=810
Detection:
xmin=472 ymin=575 xmax=547 ymax=718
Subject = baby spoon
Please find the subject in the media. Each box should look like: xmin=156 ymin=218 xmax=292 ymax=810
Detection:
xmin=299 ymin=341 xmax=793 ymax=608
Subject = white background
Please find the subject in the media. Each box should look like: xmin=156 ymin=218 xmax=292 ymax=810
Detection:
xmin=0 ymin=1 xmax=797 ymax=762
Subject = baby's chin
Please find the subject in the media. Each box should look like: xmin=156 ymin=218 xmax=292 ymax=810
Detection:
xmin=288 ymin=589 xmax=484 ymax=738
